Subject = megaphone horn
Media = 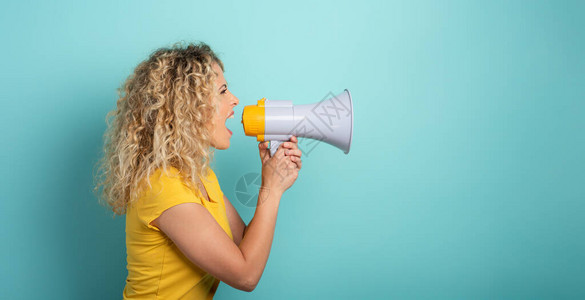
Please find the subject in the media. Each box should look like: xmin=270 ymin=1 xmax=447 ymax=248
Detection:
xmin=242 ymin=89 xmax=353 ymax=156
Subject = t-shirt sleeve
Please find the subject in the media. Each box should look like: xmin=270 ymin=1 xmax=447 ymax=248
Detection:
xmin=137 ymin=172 xmax=203 ymax=232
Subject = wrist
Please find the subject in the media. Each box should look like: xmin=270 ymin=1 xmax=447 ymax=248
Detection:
xmin=258 ymin=185 xmax=283 ymax=205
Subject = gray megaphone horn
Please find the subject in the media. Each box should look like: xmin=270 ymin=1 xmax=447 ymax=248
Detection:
xmin=242 ymin=89 xmax=353 ymax=156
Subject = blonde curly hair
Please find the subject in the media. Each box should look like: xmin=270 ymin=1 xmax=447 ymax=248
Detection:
xmin=93 ymin=41 xmax=224 ymax=216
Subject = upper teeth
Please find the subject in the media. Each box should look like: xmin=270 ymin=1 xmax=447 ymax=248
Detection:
xmin=228 ymin=114 xmax=234 ymax=119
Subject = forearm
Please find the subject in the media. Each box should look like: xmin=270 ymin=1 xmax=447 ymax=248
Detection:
xmin=238 ymin=187 xmax=282 ymax=287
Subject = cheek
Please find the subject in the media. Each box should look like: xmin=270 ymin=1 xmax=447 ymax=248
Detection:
xmin=210 ymin=99 xmax=229 ymax=133
xmin=207 ymin=114 xmax=219 ymax=132
xmin=212 ymin=112 xmax=224 ymax=132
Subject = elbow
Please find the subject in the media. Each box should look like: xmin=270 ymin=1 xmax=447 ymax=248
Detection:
xmin=233 ymin=271 xmax=260 ymax=292
xmin=232 ymin=254 xmax=262 ymax=292
xmin=221 ymin=272 xmax=259 ymax=292
xmin=239 ymin=276 xmax=259 ymax=292
xmin=241 ymin=283 xmax=257 ymax=293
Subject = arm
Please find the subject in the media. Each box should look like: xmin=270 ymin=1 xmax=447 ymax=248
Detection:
xmin=224 ymin=137 xmax=302 ymax=247
xmin=152 ymin=142 xmax=301 ymax=292
xmin=152 ymin=187 xmax=283 ymax=292
xmin=223 ymin=194 xmax=247 ymax=246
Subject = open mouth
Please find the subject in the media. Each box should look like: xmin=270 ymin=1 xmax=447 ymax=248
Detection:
xmin=225 ymin=111 xmax=235 ymax=135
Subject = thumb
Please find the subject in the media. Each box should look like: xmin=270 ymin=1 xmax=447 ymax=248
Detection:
xmin=259 ymin=141 xmax=270 ymax=161
xmin=259 ymin=141 xmax=269 ymax=150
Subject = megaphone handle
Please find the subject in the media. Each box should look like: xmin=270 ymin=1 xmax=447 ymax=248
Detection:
xmin=269 ymin=140 xmax=283 ymax=157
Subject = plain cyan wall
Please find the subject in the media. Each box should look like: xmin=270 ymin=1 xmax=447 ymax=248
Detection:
xmin=1 ymin=0 xmax=584 ymax=299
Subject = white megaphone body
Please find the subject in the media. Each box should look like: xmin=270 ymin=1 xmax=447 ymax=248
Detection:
xmin=241 ymin=89 xmax=353 ymax=156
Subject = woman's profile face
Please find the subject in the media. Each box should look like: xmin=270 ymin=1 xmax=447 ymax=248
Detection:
xmin=209 ymin=62 xmax=239 ymax=150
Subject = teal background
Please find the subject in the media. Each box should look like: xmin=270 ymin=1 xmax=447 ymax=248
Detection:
xmin=1 ymin=0 xmax=584 ymax=299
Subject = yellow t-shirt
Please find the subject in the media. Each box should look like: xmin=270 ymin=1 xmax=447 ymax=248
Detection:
xmin=123 ymin=166 xmax=233 ymax=299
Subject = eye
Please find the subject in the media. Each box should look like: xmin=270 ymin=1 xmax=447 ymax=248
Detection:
xmin=220 ymin=89 xmax=227 ymax=95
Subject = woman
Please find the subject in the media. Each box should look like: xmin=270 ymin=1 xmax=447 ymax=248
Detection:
xmin=93 ymin=42 xmax=302 ymax=299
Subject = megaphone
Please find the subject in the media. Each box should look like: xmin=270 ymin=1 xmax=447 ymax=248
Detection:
xmin=241 ymin=89 xmax=353 ymax=156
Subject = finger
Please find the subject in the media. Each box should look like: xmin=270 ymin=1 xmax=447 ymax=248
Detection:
xmin=282 ymin=136 xmax=299 ymax=150
xmin=259 ymin=142 xmax=270 ymax=162
xmin=282 ymin=136 xmax=298 ymax=147
xmin=259 ymin=142 xmax=269 ymax=156
xmin=259 ymin=141 xmax=269 ymax=150
xmin=289 ymin=156 xmax=302 ymax=169
xmin=258 ymin=145 xmax=268 ymax=155
xmin=282 ymin=141 xmax=299 ymax=151
xmin=287 ymin=158 xmax=297 ymax=171
xmin=284 ymin=149 xmax=302 ymax=158
xmin=277 ymin=151 xmax=294 ymax=169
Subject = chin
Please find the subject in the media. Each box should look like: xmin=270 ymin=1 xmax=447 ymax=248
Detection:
xmin=213 ymin=139 xmax=231 ymax=150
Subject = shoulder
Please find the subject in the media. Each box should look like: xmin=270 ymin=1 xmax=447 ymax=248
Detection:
xmin=133 ymin=166 xmax=205 ymax=231
xmin=136 ymin=166 xmax=192 ymax=201
xmin=138 ymin=166 xmax=219 ymax=200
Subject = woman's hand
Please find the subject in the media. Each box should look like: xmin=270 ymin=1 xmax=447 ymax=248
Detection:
xmin=280 ymin=136 xmax=303 ymax=170
xmin=258 ymin=136 xmax=302 ymax=195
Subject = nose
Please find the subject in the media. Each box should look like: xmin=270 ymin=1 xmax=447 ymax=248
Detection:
xmin=232 ymin=94 xmax=239 ymax=106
